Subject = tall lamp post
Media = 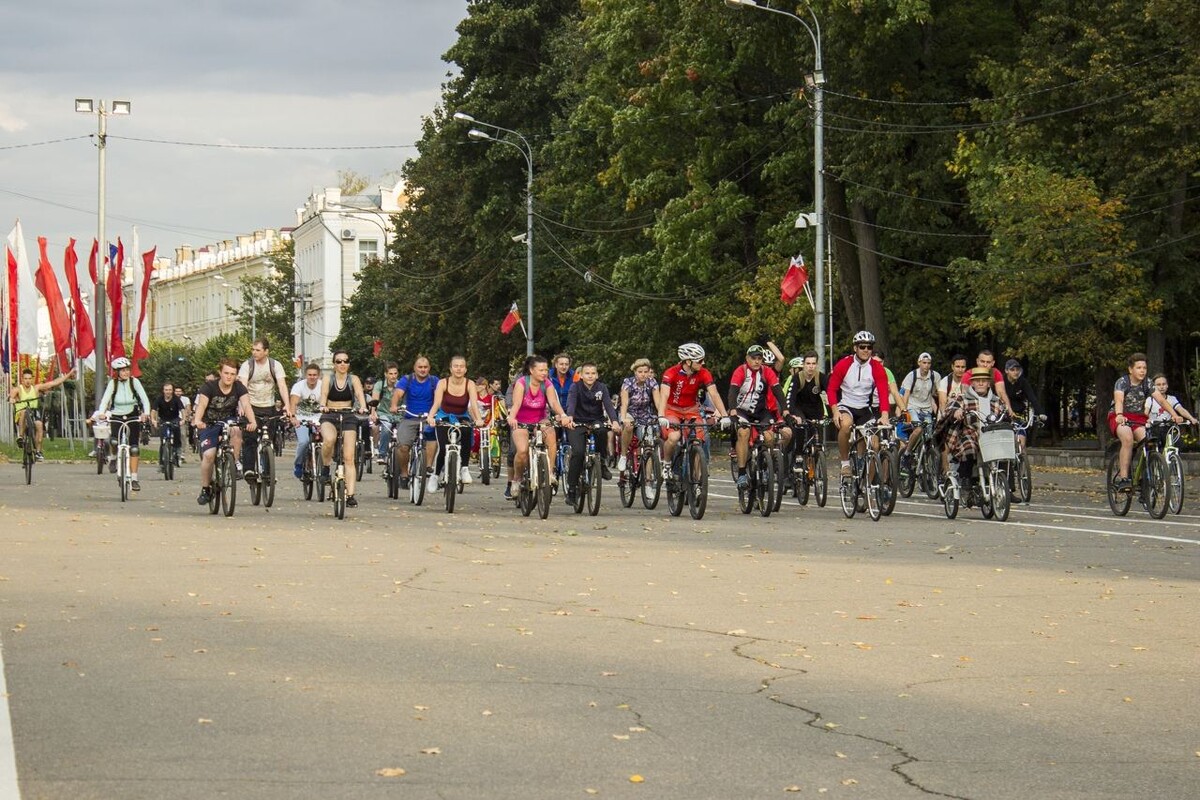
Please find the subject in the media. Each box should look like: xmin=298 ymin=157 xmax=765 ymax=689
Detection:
xmin=75 ymin=98 xmax=131 ymax=406
xmin=723 ymin=0 xmax=826 ymax=369
xmin=452 ymin=112 xmax=535 ymax=357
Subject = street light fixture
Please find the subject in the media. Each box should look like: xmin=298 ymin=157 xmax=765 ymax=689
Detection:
xmin=75 ymin=97 xmax=132 ymax=405
xmin=724 ymin=1 xmax=827 ymax=370
xmin=455 ymin=112 xmax=536 ymax=356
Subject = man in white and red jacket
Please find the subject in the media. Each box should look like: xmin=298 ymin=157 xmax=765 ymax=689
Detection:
xmin=827 ymin=331 xmax=891 ymax=478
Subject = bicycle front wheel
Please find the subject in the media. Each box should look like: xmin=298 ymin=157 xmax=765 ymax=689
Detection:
xmin=666 ymin=454 xmax=684 ymax=517
xmin=536 ymin=451 xmax=552 ymax=519
xmin=641 ymin=447 xmax=662 ymax=510
xmin=586 ymin=454 xmax=602 ymax=516
xmin=813 ymin=454 xmax=828 ymax=508
xmin=1145 ymin=451 xmax=1170 ymax=519
xmin=771 ymin=449 xmax=785 ymax=512
xmin=1167 ymin=452 xmax=1184 ymax=515
xmin=756 ymin=448 xmax=775 ymax=518
xmin=445 ymin=451 xmax=458 ymax=514
xmin=220 ymin=451 xmax=237 ymax=516
xmin=921 ymin=445 xmax=941 ymax=500
xmin=160 ymin=440 xmax=174 ymax=481
xmin=334 ymin=474 xmax=347 ymax=520
xmin=261 ymin=444 xmax=276 ymax=508
xmin=118 ymin=451 xmax=129 ymax=502
xmin=990 ymin=463 xmax=1011 ymax=522
xmin=411 ymin=447 xmax=427 ymax=506
xmin=688 ymin=445 xmax=708 ymax=520
xmin=865 ymin=452 xmax=883 ymax=522
xmin=1016 ymin=452 xmax=1033 ymax=504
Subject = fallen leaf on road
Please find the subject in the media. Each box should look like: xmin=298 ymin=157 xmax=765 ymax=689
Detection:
xmin=613 ymin=734 xmax=630 ymax=740
xmin=629 ymin=775 xmax=645 ymax=783
xmin=420 ymin=747 xmax=441 ymax=755
xmin=375 ymin=768 xmax=406 ymax=777
xmin=198 ymin=718 xmax=213 ymax=725
xmin=785 ymin=786 xmax=802 ymax=793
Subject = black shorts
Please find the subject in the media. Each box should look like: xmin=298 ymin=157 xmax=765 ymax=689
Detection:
xmin=321 ymin=411 xmax=364 ymax=432
xmin=736 ymin=407 xmax=776 ymax=426
xmin=839 ymin=406 xmax=877 ymax=427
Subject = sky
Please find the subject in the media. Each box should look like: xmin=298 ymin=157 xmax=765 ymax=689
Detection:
xmin=0 ymin=0 xmax=468 ymax=264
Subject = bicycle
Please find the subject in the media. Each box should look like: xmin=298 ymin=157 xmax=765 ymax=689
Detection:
xmin=247 ymin=415 xmax=278 ymax=509
xmin=477 ymin=418 xmax=506 ymax=486
xmin=618 ymin=423 xmax=662 ymax=510
xmin=735 ymin=419 xmax=779 ymax=517
xmin=514 ymin=422 xmax=552 ymax=519
xmin=436 ymin=418 xmax=474 ymax=514
xmin=408 ymin=422 xmax=432 ymax=507
xmin=790 ymin=418 xmax=829 ymax=508
xmin=897 ymin=413 xmax=940 ymax=500
xmin=158 ymin=421 xmax=182 ymax=481
xmin=1106 ymin=424 xmax=1170 ymax=519
xmin=205 ymin=420 xmax=240 ymax=517
xmin=665 ymin=418 xmax=714 ymax=520
xmin=299 ymin=421 xmax=325 ymax=501
xmin=323 ymin=409 xmax=364 ymax=520
xmin=378 ymin=419 xmax=403 ymax=499
xmin=1157 ymin=421 xmax=1192 ymax=515
xmin=18 ymin=409 xmax=37 ymax=485
xmin=839 ymin=420 xmax=885 ymax=521
xmin=940 ymin=412 xmax=1014 ymax=521
xmin=571 ymin=422 xmax=610 ymax=516
xmin=1010 ymin=411 xmax=1044 ymax=504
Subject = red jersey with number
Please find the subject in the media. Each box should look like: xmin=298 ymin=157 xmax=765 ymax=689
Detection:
xmin=661 ymin=363 xmax=714 ymax=411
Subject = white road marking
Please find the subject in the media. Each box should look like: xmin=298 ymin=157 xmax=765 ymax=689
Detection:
xmin=0 ymin=636 xmax=21 ymax=799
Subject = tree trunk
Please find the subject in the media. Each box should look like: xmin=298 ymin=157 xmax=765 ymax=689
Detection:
xmin=826 ymin=177 xmax=863 ymax=337
xmin=850 ymin=199 xmax=890 ymax=358
xmin=1095 ymin=365 xmax=1117 ymax=449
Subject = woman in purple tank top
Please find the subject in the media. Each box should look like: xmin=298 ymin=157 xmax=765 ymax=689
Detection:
xmin=506 ymin=355 xmax=570 ymax=498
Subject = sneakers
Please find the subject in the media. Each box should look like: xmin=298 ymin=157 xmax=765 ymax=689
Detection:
xmin=662 ymin=464 xmax=673 ymax=481
xmin=376 ymin=455 xmax=388 ymax=465
xmin=617 ymin=455 xmax=628 ymax=472
xmin=235 ymin=462 xmax=245 ymax=477
xmin=565 ymin=488 xmax=578 ymax=505
xmin=839 ymin=464 xmax=852 ymax=478
xmin=399 ymin=476 xmax=410 ymax=491
xmin=346 ymin=495 xmax=358 ymax=508
xmin=601 ymin=464 xmax=612 ymax=481
xmin=504 ymin=482 xmax=513 ymax=499
xmin=736 ymin=473 xmax=750 ymax=490
xmin=460 ymin=466 xmax=473 ymax=485
xmin=15 ymin=437 xmax=23 ymax=449
xmin=243 ymin=465 xmax=258 ymax=480
xmin=197 ymin=487 xmax=211 ymax=505
xmin=294 ymin=464 xmax=304 ymax=479
xmin=109 ymin=458 xmax=118 ymax=474
xmin=1114 ymin=477 xmax=1132 ymax=490
xmin=131 ymin=480 xmax=141 ymax=492
xmin=427 ymin=474 xmax=439 ymax=494
xmin=35 ymin=451 xmax=44 ymax=462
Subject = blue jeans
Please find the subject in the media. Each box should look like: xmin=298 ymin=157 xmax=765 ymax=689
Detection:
xmin=377 ymin=418 xmax=397 ymax=458
xmin=294 ymin=422 xmax=312 ymax=471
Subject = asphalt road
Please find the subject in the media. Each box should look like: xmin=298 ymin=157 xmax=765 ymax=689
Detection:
xmin=1 ymin=455 xmax=1197 ymax=799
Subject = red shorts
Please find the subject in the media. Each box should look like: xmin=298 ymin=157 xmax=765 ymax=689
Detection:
xmin=1107 ymin=411 xmax=1148 ymax=436
xmin=662 ymin=408 xmax=707 ymax=441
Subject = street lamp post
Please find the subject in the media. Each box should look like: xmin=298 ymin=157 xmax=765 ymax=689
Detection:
xmin=723 ymin=0 xmax=826 ymax=369
xmin=453 ymin=112 xmax=535 ymax=357
xmin=75 ymin=98 xmax=131 ymax=406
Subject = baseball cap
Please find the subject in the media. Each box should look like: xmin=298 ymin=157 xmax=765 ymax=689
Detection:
xmin=1004 ymin=359 xmax=1021 ymax=371
xmin=918 ymin=352 xmax=932 ymax=361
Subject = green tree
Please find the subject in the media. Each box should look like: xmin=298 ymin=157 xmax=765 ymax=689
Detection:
xmin=229 ymin=239 xmax=298 ymax=375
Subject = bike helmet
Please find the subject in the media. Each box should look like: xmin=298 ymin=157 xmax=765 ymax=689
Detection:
xmin=788 ymin=356 xmax=805 ymax=370
xmin=110 ymin=356 xmax=131 ymax=370
xmin=677 ymin=342 xmax=706 ymax=362
xmin=762 ymin=350 xmax=776 ymax=366
xmin=852 ymin=330 xmax=875 ymax=345
xmin=746 ymin=345 xmax=766 ymax=358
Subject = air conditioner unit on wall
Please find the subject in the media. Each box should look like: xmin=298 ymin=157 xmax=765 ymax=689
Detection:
xmin=340 ymin=228 xmax=356 ymax=240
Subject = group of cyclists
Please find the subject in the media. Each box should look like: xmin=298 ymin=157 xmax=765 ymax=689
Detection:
xmin=8 ymin=331 xmax=1197 ymax=520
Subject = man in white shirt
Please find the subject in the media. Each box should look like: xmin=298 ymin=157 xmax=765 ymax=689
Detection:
xmin=289 ymin=362 xmax=323 ymax=479
xmin=238 ymin=337 xmax=291 ymax=478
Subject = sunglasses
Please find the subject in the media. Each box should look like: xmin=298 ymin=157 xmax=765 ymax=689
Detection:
xmin=333 ymin=359 xmax=349 ymax=364
xmin=856 ymin=344 xmax=874 ymax=350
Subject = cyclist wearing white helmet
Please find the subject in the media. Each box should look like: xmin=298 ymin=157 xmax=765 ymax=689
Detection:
xmin=827 ymin=331 xmax=891 ymax=477
xmin=93 ymin=356 xmax=152 ymax=491
xmin=656 ymin=343 xmax=730 ymax=479
xmin=728 ymin=345 xmax=789 ymax=490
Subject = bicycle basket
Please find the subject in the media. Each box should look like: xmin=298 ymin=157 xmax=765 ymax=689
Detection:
xmin=977 ymin=423 xmax=1016 ymax=463
xmin=93 ymin=421 xmax=111 ymax=440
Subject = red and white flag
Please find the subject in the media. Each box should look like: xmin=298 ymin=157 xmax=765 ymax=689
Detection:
xmin=131 ymin=246 xmax=155 ymax=376
xmin=500 ymin=302 xmax=521 ymax=335
xmin=34 ymin=237 xmax=73 ymax=364
xmin=106 ymin=238 xmax=126 ymax=359
xmin=780 ymin=254 xmax=808 ymax=306
xmin=6 ymin=220 xmax=39 ymax=357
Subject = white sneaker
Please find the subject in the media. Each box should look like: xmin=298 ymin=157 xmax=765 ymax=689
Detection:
xmin=617 ymin=455 xmax=628 ymax=472
xmin=427 ymin=474 xmax=439 ymax=493
xmin=662 ymin=464 xmax=672 ymax=481
xmin=460 ymin=466 xmax=472 ymax=485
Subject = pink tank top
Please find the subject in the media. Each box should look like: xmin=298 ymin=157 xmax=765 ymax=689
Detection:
xmin=515 ymin=376 xmax=549 ymax=424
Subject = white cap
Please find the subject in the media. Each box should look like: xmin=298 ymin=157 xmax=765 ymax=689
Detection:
xmin=918 ymin=352 xmax=932 ymax=361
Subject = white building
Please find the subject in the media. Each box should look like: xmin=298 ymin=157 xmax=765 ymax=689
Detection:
xmin=291 ymin=181 xmax=405 ymax=366
xmin=150 ymin=230 xmax=289 ymax=345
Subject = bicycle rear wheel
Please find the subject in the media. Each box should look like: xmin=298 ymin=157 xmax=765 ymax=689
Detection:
xmin=1015 ymin=452 xmax=1033 ymax=504
xmin=899 ymin=450 xmax=915 ymax=498
xmin=771 ymin=449 xmax=785 ymax=512
xmin=386 ymin=446 xmax=401 ymax=499
xmin=248 ymin=448 xmax=263 ymax=506
xmin=879 ymin=448 xmax=898 ymax=516
xmin=1105 ymin=448 xmax=1131 ymax=517
xmin=942 ymin=477 xmax=959 ymax=519
xmin=921 ymin=444 xmax=941 ymax=500
xmin=1167 ymin=452 xmax=1184 ymax=515
xmin=688 ymin=445 xmax=708 ymax=520
xmin=161 ymin=440 xmax=174 ymax=481
xmin=479 ymin=435 xmax=491 ymax=485
xmin=666 ymin=454 xmax=684 ymax=517
xmin=813 ymin=454 xmax=827 ymax=507
xmin=795 ymin=452 xmax=810 ymax=506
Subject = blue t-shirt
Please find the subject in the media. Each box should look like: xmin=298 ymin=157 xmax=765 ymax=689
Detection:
xmin=396 ymin=374 xmax=439 ymax=417
xmin=549 ymin=369 xmax=575 ymax=412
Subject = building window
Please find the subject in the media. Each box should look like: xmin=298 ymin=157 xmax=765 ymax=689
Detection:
xmin=358 ymin=239 xmax=379 ymax=268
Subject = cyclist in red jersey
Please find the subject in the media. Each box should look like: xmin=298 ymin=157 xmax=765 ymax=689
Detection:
xmin=656 ymin=342 xmax=730 ymax=479
xmin=827 ymin=331 xmax=892 ymax=477
xmin=728 ymin=345 xmax=788 ymax=490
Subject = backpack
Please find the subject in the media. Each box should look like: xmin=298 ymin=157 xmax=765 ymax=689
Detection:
xmin=242 ymin=357 xmax=280 ymax=385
